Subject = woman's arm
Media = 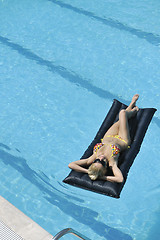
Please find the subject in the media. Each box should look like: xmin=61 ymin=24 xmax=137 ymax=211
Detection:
xmin=99 ymin=163 xmax=124 ymax=183
xmin=68 ymin=154 xmax=96 ymax=174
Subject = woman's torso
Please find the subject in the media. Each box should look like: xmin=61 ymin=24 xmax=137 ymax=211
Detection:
xmin=94 ymin=135 xmax=129 ymax=163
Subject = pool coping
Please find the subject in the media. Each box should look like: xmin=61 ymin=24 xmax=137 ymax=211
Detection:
xmin=0 ymin=196 xmax=53 ymax=240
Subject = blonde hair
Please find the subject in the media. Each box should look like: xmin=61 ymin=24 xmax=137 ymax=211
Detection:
xmin=88 ymin=164 xmax=106 ymax=181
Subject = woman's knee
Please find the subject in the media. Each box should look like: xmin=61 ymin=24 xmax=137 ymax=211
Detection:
xmin=119 ymin=109 xmax=127 ymax=119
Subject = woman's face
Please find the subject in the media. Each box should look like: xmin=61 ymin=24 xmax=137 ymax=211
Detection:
xmin=98 ymin=155 xmax=107 ymax=161
xmin=88 ymin=155 xmax=107 ymax=180
xmin=92 ymin=160 xmax=107 ymax=177
xmin=93 ymin=155 xmax=107 ymax=169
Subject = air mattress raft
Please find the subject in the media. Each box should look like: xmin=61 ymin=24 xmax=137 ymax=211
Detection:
xmin=63 ymin=99 xmax=157 ymax=198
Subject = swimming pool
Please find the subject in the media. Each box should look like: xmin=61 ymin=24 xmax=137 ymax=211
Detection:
xmin=0 ymin=0 xmax=160 ymax=239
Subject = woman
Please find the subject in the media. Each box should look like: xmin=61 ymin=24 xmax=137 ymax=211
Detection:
xmin=68 ymin=94 xmax=139 ymax=183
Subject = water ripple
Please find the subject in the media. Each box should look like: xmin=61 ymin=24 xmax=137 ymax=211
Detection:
xmin=0 ymin=35 xmax=126 ymax=102
xmin=48 ymin=0 xmax=160 ymax=46
xmin=0 ymin=147 xmax=133 ymax=240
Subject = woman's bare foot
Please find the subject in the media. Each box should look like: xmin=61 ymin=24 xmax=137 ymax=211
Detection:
xmin=131 ymin=106 xmax=139 ymax=113
xmin=127 ymin=94 xmax=139 ymax=111
xmin=127 ymin=106 xmax=139 ymax=118
xmin=131 ymin=94 xmax=139 ymax=106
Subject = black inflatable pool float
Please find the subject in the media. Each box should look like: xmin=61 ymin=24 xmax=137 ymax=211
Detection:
xmin=63 ymin=99 xmax=156 ymax=198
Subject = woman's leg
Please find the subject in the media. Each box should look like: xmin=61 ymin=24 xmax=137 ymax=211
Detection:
xmin=126 ymin=94 xmax=139 ymax=112
xmin=103 ymin=122 xmax=119 ymax=138
xmin=103 ymin=94 xmax=139 ymax=140
xmin=118 ymin=106 xmax=139 ymax=144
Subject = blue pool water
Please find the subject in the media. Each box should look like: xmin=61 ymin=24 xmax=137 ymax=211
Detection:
xmin=0 ymin=0 xmax=160 ymax=239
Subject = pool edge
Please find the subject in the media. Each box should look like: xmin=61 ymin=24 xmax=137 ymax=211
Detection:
xmin=0 ymin=196 xmax=53 ymax=240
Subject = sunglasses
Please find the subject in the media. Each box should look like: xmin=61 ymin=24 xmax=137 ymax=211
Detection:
xmin=93 ymin=158 xmax=107 ymax=168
